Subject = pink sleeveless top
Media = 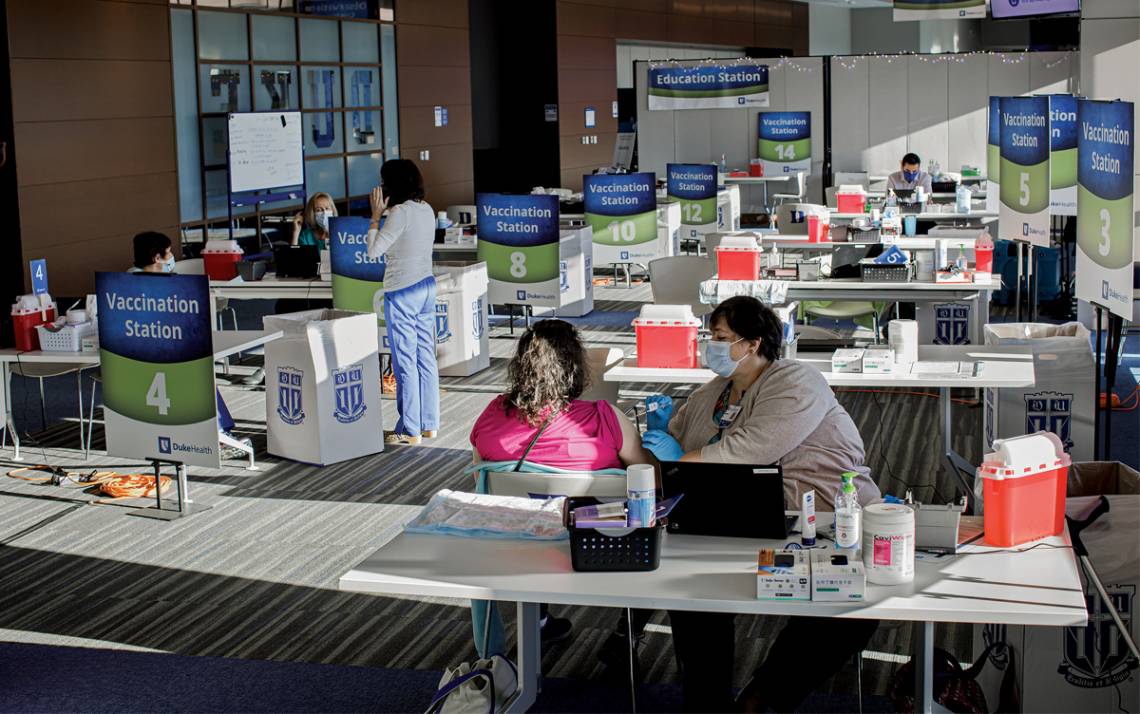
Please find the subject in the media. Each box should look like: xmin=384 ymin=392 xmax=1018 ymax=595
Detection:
xmin=470 ymin=395 xmax=624 ymax=471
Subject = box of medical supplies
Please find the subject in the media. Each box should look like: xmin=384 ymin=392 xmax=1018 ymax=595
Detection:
xmin=756 ymin=549 xmax=810 ymax=600
xmin=263 ymin=309 xmax=383 ymax=466
xmin=810 ymin=549 xmax=865 ymax=602
xmin=978 ymin=431 xmax=1070 ymax=547
xmin=861 ymin=347 xmax=894 ymax=374
xmin=433 ymin=261 xmax=490 ymax=377
xmin=565 ymin=497 xmax=662 ymax=572
xmin=715 ymin=233 xmax=763 ymax=281
xmin=831 ymin=348 xmax=864 ymax=373
xmin=201 ymin=239 xmax=244 ymax=281
xmin=836 ymin=185 xmax=867 ymax=214
xmin=633 ymin=304 xmax=701 ymax=369
xmin=11 ymin=294 xmax=56 ymax=351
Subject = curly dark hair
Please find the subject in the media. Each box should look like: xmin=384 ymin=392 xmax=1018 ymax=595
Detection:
xmin=505 ymin=319 xmax=589 ymax=427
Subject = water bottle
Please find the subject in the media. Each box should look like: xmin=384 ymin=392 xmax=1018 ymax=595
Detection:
xmin=834 ymin=472 xmax=862 ymax=551
xmin=719 ymin=153 xmax=728 ymax=174
xmin=955 ymin=243 xmax=969 ymax=272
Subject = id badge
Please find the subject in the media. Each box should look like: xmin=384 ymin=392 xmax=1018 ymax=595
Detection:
xmin=717 ymin=404 xmax=741 ymax=429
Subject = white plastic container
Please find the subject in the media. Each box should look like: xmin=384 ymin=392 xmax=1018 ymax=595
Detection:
xmin=862 ymin=502 xmax=915 ymax=585
xmin=888 ymin=319 xmax=918 ymax=365
xmin=626 ymin=464 xmax=656 ymax=527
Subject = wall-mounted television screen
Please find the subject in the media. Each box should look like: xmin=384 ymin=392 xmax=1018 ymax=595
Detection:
xmin=991 ymin=0 xmax=1080 ymax=19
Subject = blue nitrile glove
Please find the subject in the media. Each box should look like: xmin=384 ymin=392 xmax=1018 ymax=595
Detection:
xmin=642 ymin=429 xmax=684 ymax=462
xmin=645 ymin=395 xmax=673 ymax=431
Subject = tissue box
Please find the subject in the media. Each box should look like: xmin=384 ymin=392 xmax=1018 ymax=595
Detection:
xmin=831 ymin=349 xmax=865 ymax=373
xmin=862 ymin=347 xmax=895 ymax=374
xmin=757 ymin=549 xmax=810 ymax=601
xmin=810 ymin=549 xmax=866 ymax=602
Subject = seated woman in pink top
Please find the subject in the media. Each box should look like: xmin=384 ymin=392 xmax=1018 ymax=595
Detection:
xmin=470 ymin=318 xmax=651 ymax=652
xmin=470 ymin=318 xmax=647 ymax=470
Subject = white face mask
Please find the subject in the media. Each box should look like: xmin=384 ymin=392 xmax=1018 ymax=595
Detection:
xmin=315 ymin=210 xmax=330 ymax=231
xmin=162 ymin=255 xmax=176 ymax=273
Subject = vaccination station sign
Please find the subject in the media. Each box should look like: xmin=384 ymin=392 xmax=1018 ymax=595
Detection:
xmin=666 ymin=164 xmax=717 ymax=243
xmin=1049 ymin=94 xmax=1078 ymax=216
xmin=987 ymin=96 xmax=1001 ymax=212
xmin=999 ymin=96 xmax=1051 ymax=248
xmin=894 ymin=0 xmax=986 ymax=21
xmin=647 ymin=61 xmax=769 ymax=110
xmin=584 ymin=172 xmax=660 ymax=265
xmin=96 ymin=272 xmax=220 ymax=469
xmin=758 ymin=111 xmax=811 ymax=176
xmin=1075 ymin=100 xmax=1135 ymax=320
xmin=476 ymin=193 xmax=561 ymax=307
xmin=329 ymin=216 xmax=387 ymax=337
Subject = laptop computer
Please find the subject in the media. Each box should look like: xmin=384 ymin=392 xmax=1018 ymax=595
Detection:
xmin=273 ymin=245 xmax=320 ymax=279
xmin=659 ymin=461 xmax=790 ymax=539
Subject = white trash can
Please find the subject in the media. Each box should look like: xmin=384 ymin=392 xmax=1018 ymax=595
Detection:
xmin=263 ymin=309 xmax=383 ymax=465
xmin=433 ymin=261 xmax=490 ymax=377
xmin=983 ymin=322 xmax=1094 ymax=462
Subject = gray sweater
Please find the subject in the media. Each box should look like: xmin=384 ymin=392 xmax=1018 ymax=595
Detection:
xmin=668 ymin=359 xmax=879 ymax=510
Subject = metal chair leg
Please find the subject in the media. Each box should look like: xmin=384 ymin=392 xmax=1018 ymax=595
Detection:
xmin=855 ymin=651 xmax=864 ymax=714
xmin=37 ymin=377 xmax=47 ymax=432
xmin=76 ymin=371 xmax=85 ymax=453
xmin=85 ymin=377 xmax=99 ymax=460
xmin=626 ymin=607 xmax=637 ymax=713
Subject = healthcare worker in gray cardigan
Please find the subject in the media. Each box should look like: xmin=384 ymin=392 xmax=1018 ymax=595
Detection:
xmin=640 ymin=295 xmax=881 ymax=712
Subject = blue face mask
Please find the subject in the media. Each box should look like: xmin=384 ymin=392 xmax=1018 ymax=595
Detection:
xmin=902 ymin=169 xmax=919 ymax=183
xmin=702 ymin=337 xmax=746 ymax=378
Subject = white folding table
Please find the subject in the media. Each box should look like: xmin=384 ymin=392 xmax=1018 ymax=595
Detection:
xmin=340 ymin=525 xmax=1086 ymax=713
xmin=604 ymin=345 xmax=1036 ymax=503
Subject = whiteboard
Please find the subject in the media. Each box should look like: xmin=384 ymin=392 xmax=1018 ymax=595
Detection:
xmin=227 ymin=111 xmax=304 ymax=194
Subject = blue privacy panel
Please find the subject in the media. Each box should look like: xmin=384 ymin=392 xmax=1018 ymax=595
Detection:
xmin=251 ymin=14 xmax=296 ymax=61
xmin=300 ymin=18 xmax=340 ymax=62
xmin=347 ymin=152 xmax=383 ymax=197
xmin=306 ymin=157 xmax=347 ymax=200
xmin=341 ymin=22 xmax=380 ymax=64
xmin=254 ymin=66 xmax=299 ymax=111
xmin=171 ymin=9 xmax=202 ymax=223
xmin=198 ymin=10 xmax=248 ymax=61
xmin=303 ymin=66 xmax=342 ymax=109
xmin=304 ymin=112 xmax=344 ymax=156
xmin=199 ymin=64 xmax=250 ymax=114
xmin=380 ymin=24 xmax=399 ymax=158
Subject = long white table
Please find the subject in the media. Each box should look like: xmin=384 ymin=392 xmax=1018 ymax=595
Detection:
xmin=210 ymin=274 xmax=333 ymax=300
xmin=759 ymin=236 xmax=977 ymax=251
xmin=340 ymin=524 xmax=1085 ymax=713
xmin=605 ymin=345 xmax=1035 ymax=505
xmin=722 ymin=174 xmax=795 ymax=208
xmin=0 ymin=330 xmax=282 ymax=462
xmin=830 ymin=211 xmax=997 ymax=223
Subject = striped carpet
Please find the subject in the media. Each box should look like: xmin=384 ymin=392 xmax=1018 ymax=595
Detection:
xmin=0 ymin=281 xmax=978 ymax=707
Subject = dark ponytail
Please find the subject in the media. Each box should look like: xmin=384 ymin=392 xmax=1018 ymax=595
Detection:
xmin=709 ymin=296 xmax=783 ymax=362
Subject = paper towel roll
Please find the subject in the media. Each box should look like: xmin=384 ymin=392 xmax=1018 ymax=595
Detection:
xmin=889 ymin=319 xmax=918 ymax=365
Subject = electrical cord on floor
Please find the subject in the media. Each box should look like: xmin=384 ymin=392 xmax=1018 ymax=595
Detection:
xmin=6 ymin=464 xmax=172 ymax=502
xmin=860 ymin=387 xmax=949 ymax=504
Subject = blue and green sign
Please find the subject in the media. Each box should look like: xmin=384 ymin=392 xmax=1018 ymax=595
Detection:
xmin=667 ymin=164 xmax=717 ymax=240
xmin=477 ymin=193 xmax=561 ymax=306
xmin=987 ymin=96 xmax=1001 ymax=210
xmin=999 ymin=96 xmax=1051 ymax=247
xmin=584 ymin=172 xmax=660 ymax=265
xmin=1048 ymin=94 xmax=1078 ymax=216
xmin=894 ymin=0 xmax=985 ymax=21
xmin=758 ymin=111 xmax=811 ymax=176
xmin=96 ymin=272 xmax=219 ymax=468
xmin=329 ymin=216 xmax=386 ymax=328
xmin=1075 ymin=100 xmax=1134 ymax=320
xmin=647 ymin=61 xmax=768 ymax=110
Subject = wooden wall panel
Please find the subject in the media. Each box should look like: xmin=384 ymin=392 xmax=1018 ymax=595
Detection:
xmin=7 ymin=0 xmax=179 ymax=295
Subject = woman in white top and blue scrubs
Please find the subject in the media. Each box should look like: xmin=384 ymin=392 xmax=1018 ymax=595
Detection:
xmin=366 ymin=160 xmax=440 ymax=446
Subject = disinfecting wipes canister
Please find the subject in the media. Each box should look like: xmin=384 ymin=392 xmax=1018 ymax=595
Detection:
xmin=862 ymin=503 xmax=915 ymax=585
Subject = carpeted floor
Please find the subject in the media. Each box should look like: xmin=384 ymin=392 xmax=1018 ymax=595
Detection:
xmin=0 ymin=281 xmax=1134 ymax=712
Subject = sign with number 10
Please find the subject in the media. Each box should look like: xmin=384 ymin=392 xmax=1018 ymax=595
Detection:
xmin=999 ymin=96 xmax=1051 ymax=247
xmin=584 ymin=172 xmax=658 ymax=265
xmin=476 ymin=193 xmax=561 ymax=307
xmin=1075 ymin=99 xmax=1134 ymax=320
xmin=96 ymin=272 xmax=219 ymax=468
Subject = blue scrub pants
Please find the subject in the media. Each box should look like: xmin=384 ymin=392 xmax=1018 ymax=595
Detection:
xmin=383 ymin=276 xmax=440 ymax=436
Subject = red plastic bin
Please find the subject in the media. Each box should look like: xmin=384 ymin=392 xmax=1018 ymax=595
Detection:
xmin=633 ymin=305 xmax=701 ymax=369
xmin=837 ymin=192 xmax=866 ymax=214
xmin=11 ymin=294 xmax=56 ymax=352
xmin=716 ymin=234 xmax=763 ymax=281
xmin=202 ymin=239 xmax=244 ymax=280
xmin=978 ymin=431 xmax=1070 ymax=547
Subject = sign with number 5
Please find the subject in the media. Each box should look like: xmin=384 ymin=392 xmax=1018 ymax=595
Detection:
xmin=1075 ymin=99 xmax=1135 ymax=319
xmin=998 ymin=95 xmax=1051 ymax=247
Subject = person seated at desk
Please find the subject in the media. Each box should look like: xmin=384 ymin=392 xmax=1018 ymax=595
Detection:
xmin=471 ymin=318 xmax=653 ymax=646
xmin=129 ymin=231 xmax=250 ymax=460
xmin=291 ymin=192 xmax=337 ymax=251
xmin=887 ymin=152 xmax=933 ymax=194
xmin=640 ymin=295 xmax=880 ymax=712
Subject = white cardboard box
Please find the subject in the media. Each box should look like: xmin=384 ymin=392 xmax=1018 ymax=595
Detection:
xmin=811 ymin=548 xmax=866 ymax=602
xmin=862 ymin=347 xmax=895 ymax=374
xmin=434 ymin=261 xmax=490 ymax=377
xmin=263 ymin=309 xmax=383 ymax=465
xmin=831 ymin=348 xmax=865 ymax=373
xmin=756 ymin=549 xmax=810 ymax=601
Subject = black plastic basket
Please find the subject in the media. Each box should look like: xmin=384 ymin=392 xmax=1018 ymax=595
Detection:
xmin=861 ymin=262 xmax=912 ymax=282
xmin=564 ymin=497 xmax=663 ymax=572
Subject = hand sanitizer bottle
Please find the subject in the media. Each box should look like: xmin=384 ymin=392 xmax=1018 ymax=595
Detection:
xmin=834 ymin=472 xmax=862 ymax=551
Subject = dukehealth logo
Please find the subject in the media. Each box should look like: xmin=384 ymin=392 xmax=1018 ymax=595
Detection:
xmin=158 ymin=436 xmax=172 ymax=454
